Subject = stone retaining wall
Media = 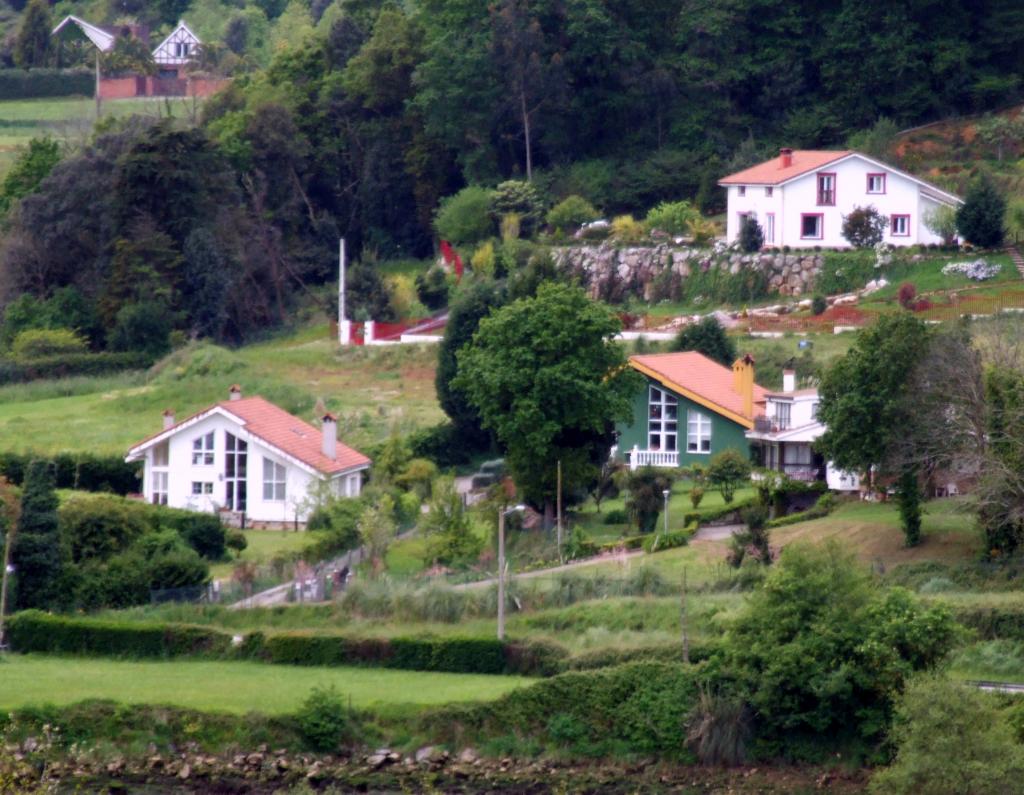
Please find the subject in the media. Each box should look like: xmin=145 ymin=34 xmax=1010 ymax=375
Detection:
xmin=552 ymin=245 xmax=823 ymax=300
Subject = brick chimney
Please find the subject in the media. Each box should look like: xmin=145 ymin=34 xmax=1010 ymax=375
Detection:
xmin=229 ymin=384 xmax=242 ymax=401
xmin=782 ymin=369 xmax=796 ymax=393
xmin=779 ymin=147 xmax=793 ymax=168
xmin=162 ymin=409 xmax=175 ymax=429
xmin=732 ymin=354 xmax=756 ymax=418
xmin=322 ymin=413 xmax=337 ymax=460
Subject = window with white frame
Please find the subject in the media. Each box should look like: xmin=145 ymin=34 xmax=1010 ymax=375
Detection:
xmin=686 ymin=410 xmax=712 ymax=453
xmin=648 ymin=386 xmax=678 ymax=452
xmin=152 ymin=441 xmax=169 ymax=467
xmin=192 ymin=431 xmax=214 ymax=465
xmin=891 ymin=214 xmax=910 ymax=236
xmin=346 ymin=473 xmax=361 ymax=497
xmin=800 ymin=214 xmax=823 ymax=239
xmin=867 ymin=173 xmax=886 ymax=194
xmin=816 ymin=173 xmax=835 ymax=205
xmin=191 ymin=481 xmax=213 ymax=495
xmin=152 ymin=471 xmax=168 ymax=505
xmin=262 ymin=457 xmax=286 ymax=501
xmin=775 ymin=402 xmax=791 ymax=430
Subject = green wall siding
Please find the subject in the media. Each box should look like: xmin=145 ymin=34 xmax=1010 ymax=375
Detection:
xmin=616 ymin=375 xmax=752 ymax=467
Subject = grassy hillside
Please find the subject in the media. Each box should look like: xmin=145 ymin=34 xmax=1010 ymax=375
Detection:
xmin=0 ymin=325 xmax=444 ymax=456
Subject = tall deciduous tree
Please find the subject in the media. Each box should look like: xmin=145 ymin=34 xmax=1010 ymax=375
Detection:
xmin=670 ymin=316 xmax=737 ymax=366
xmin=818 ymin=313 xmax=932 ymax=545
xmin=11 ymin=460 xmax=61 ymax=610
xmin=453 ymin=283 xmax=639 ymax=520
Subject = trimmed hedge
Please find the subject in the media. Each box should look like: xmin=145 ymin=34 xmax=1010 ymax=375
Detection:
xmin=0 ymin=451 xmax=140 ymax=495
xmin=0 ymin=68 xmax=93 ymax=100
xmin=683 ymin=496 xmax=756 ymax=526
xmin=949 ymin=603 xmax=1024 ymax=641
xmin=565 ymin=642 xmax=714 ymax=670
xmin=6 ymin=611 xmax=231 ymax=659
xmin=642 ymin=523 xmax=697 ymax=553
xmin=6 ymin=611 xmax=567 ymax=676
xmin=0 ymin=351 xmax=154 ymax=383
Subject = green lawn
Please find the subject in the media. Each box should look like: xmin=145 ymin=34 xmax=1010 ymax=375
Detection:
xmin=209 ymin=529 xmax=328 ymax=580
xmin=0 ymin=330 xmax=444 ymax=455
xmin=0 ymin=96 xmax=194 ymax=178
xmin=0 ymin=655 xmax=530 ymax=714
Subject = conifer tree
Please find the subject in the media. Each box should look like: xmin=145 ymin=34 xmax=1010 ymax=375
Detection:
xmin=13 ymin=0 xmax=52 ymax=69
xmin=12 ymin=460 xmax=61 ymax=610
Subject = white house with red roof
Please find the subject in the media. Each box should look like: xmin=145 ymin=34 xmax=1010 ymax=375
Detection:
xmin=126 ymin=386 xmax=370 ymax=526
xmin=719 ymin=148 xmax=961 ymax=249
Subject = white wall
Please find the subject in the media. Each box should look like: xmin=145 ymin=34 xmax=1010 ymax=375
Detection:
xmin=141 ymin=411 xmax=365 ymax=523
xmin=726 ymin=155 xmax=953 ymax=248
xmin=765 ymin=394 xmax=819 ymax=427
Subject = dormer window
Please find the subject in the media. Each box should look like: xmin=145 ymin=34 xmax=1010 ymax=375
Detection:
xmin=192 ymin=431 xmax=214 ymax=465
xmin=816 ymin=173 xmax=835 ymax=206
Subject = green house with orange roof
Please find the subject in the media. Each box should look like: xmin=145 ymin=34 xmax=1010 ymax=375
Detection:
xmin=615 ymin=351 xmax=767 ymax=470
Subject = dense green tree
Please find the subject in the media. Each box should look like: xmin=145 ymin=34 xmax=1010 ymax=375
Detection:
xmin=670 ymin=316 xmax=737 ymax=366
xmin=707 ymin=448 xmax=751 ymax=504
xmin=183 ymin=228 xmax=231 ymax=340
xmin=419 ymin=475 xmax=483 ymax=566
xmin=721 ymin=543 xmax=957 ymax=747
xmin=842 ymin=205 xmax=886 ymax=248
xmin=11 ymin=460 xmax=61 ymax=610
xmin=13 ymin=0 xmax=51 ymax=68
xmin=818 ymin=314 xmax=932 ymax=546
xmin=433 ymin=186 xmax=494 ymax=245
xmin=737 ymin=216 xmax=763 ymax=252
xmin=435 ymin=280 xmax=505 ymax=448
xmin=625 ymin=466 xmax=674 ymax=533
xmin=108 ymin=301 xmax=174 ymax=358
xmin=957 ymin=176 xmax=1006 ymax=248
xmin=453 ymin=283 xmax=639 ymax=519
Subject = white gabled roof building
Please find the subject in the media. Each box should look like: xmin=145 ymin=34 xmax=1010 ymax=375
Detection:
xmin=152 ymin=21 xmax=201 ymax=66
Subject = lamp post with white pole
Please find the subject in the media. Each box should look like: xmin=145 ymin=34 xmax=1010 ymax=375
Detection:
xmin=0 ymin=522 xmax=14 ymax=653
xmin=662 ymin=488 xmax=671 ymax=536
xmin=497 ymin=505 xmax=526 ymax=641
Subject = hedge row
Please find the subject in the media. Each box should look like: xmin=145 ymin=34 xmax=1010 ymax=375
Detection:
xmin=949 ymin=603 xmax=1024 ymax=641
xmin=7 ymin=611 xmax=231 ymax=658
xmin=642 ymin=523 xmax=697 ymax=553
xmin=0 ymin=68 xmax=93 ymax=100
xmin=6 ymin=611 xmax=566 ymax=676
xmin=564 ymin=641 xmax=713 ymax=670
xmin=0 ymin=451 xmax=139 ymax=495
xmin=683 ymin=496 xmax=757 ymax=526
xmin=0 ymin=351 xmax=154 ymax=383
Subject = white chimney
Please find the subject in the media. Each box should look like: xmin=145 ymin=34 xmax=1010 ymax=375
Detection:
xmin=322 ymin=413 xmax=337 ymax=460
xmin=162 ymin=409 xmax=175 ymax=429
xmin=782 ymin=369 xmax=796 ymax=393
xmin=229 ymin=384 xmax=242 ymax=401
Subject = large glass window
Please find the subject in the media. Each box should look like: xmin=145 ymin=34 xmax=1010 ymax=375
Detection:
xmin=686 ymin=410 xmax=712 ymax=453
xmin=152 ymin=471 xmax=168 ymax=505
xmin=801 ymin=214 xmax=823 ymax=239
xmin=647 ymin=386 xmax=678 ymax=452
xmin=776 ymin=402 xmax=791 ymax=430
xmin=225 ymin=432 xmax=248 ymax=512
xmin=816 ymin=173 xmax=835 ymax=205
xmin=192 ymin=431 xmax=214 ymax=465
xmin=263 ymin=457 xmax=286 ymax=501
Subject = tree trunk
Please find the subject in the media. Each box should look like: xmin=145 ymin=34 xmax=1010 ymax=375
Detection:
xmin=520 ymin=90 xmax=532 ymax=181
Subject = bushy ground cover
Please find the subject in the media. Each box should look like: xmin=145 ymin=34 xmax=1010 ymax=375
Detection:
xmin=0 ymin=655 xmax=528 ymax=715
xmin=208 ymin=529 xmax=328 ymax=580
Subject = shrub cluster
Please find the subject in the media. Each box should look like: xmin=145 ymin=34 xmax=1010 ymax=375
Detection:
xmin=0 ymin=351 xmax=154 ymax=383
xmin=0 ymin=451 xmax=140 ymax=494
xmin=565 ymin=642 xmax=714 ymax=671
xmin=642 ymin=523 xmax=698 ymax=553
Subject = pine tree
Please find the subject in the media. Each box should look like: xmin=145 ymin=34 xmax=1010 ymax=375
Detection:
xmin=13 ymin=0 xmax=52 ymax=69
xmin=12 ymin=460 xmax=62 ymax=610
xmin=957 ymin=176 xmax=1006 ymax=248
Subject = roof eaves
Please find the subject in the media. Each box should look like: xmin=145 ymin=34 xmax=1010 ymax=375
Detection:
xmin=629 ymin=358 xmax=756 ymax=429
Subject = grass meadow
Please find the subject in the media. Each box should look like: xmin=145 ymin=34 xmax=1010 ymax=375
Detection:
xmin=208 ymin=528 xmax=328 ymax=580
xmin=0 ymin=655 xmax=530 ymax=714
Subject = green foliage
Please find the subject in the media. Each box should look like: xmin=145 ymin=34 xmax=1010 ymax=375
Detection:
xmin=870 ymin=675 xmax=1024 ymax=794
xmin=923 ymin=204 xmax=958 ymax=244
xmin=419 ymin=475 xmax=482 ymax=567
xmin=811 ymin=294 xmax=827 ymax=315
xmin=414 ymin=265 xmax=449 ymax=310
xmin=433 ymin=186 xmax=494 ymax=245
xmin=689 ymin=485 xmax=704 ymax=509
xmin=957 ymin=176 xmax=1006 ymax=248
xmin=624 ymin=467 xmax=674 ymax=533
xmin=670 ymin=316 xmax=737 ymax=366
xmin=225 ymin=529 xmax=248 ymax=556
xmin=358 ymin=496 xmax=396 ymax=574
xmin=737 ymin=216 xmax=763 ymax=252
xmin=454 ymin=283 xmax=638 ymax=512
xmin=0 ymin=69 xmax=92 ymax=99
xmin=728 ymin=504 xmax=771 ymax=567
xmin=11 ymin=460 xmax=61 ymax=610
xmin=490 ymin=180 xmax=544 ymax=236
xmin=846 ymin=117 xmax=899 ymax=160
xmin=10 ymin=328 xmax=87 ymax=360
xmin=842 ymin=205 xmax=886 ymax=248
xmin=896 ymin=469 xmax=922 ymax=547
xmin=305 ymin=498 xmax=362 ymax=559
xmin=546 ymin=195 xmax=599 ymax=232
xmin=602 ymin=508 xmax=627 ymax=524
xmin=642 ymin=525 xmax=695 ymax=553
xmin=296 ymin=686 xmax=350 ymax=752
xmin=685 ymin=689 xmax=752 ymax=765
xmin=101 ymin=35 xmax=157 ymax=76
xmin=13 ymin=0 xmax=51 ymax=68
xmin=109 ymin=302 xmax=174 ymax=358
xmin=0 ymin=451 xmax=139 ymax=495
xmin=0 ymin=137 xmax=59 ymax=217
xmin=610 ymin=214 xmax=645 ymax=243
xmin=645 ymin=200 xmax=698 ymax=236
xmin=707 ymin=449 xmax=751 ymax=504
xmin=813 ymin=249 xmax=877 ymax=295
xmin=720 ymin=543 xmax=958 ymax=747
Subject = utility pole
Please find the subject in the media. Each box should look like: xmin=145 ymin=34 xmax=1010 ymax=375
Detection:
xmin=337 ymin=238 xmax=348 ymax=345
xmin=497 ymin=508 xmax=506 ymax=641
xmin=680 ymin=566 xmax=690 ymax=664
xmin=556 ymin=459 xmax=562 ymax=562
xmin=0 ymin=520 xmax=14 ymax=653
xmin=94 ymin=50 xmax=102 ymax=119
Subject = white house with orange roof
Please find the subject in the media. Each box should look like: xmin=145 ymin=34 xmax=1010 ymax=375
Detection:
xmin=126 ymin=386 xmax=370 ymax=526
xmin=719 ymin=148 xmax=961 ymax=249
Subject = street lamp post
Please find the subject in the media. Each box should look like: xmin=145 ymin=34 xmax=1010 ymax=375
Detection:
xmin=662 ymin=488 xmax=671 ymax=536
xmin=497 ymin=505 xmax=526 ymax=641
xmin=0 ymin=524 xmax=14 ymax=653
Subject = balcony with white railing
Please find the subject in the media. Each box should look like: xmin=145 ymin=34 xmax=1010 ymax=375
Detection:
xmin=628 ymin=446 xmax=679 ymax=469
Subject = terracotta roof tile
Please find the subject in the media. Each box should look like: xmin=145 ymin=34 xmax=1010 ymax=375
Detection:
xmin=719 ymin=150 xmax=853 ymax=185
xmin=129 ymin=396 xmax=370 ymax=475
xmin=630 ymin=352 xmax=767 ymax=421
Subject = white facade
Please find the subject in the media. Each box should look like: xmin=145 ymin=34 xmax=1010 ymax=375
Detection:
xmin=746 ymin=375 xmax=859 ymax=491
xmin=723 ymin=152 xmax=961 ymax=249
xmin=130 ymin=407 xmax=367 ymax=525
xmin=152 ymin=21 xmax=201 ymax=66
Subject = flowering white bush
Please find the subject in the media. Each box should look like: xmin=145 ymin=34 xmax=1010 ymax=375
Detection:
xmin=941 ymin=259 xmax=1002 ymax=281
xmin=873 ymin=241 xmax=893 ymax=269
